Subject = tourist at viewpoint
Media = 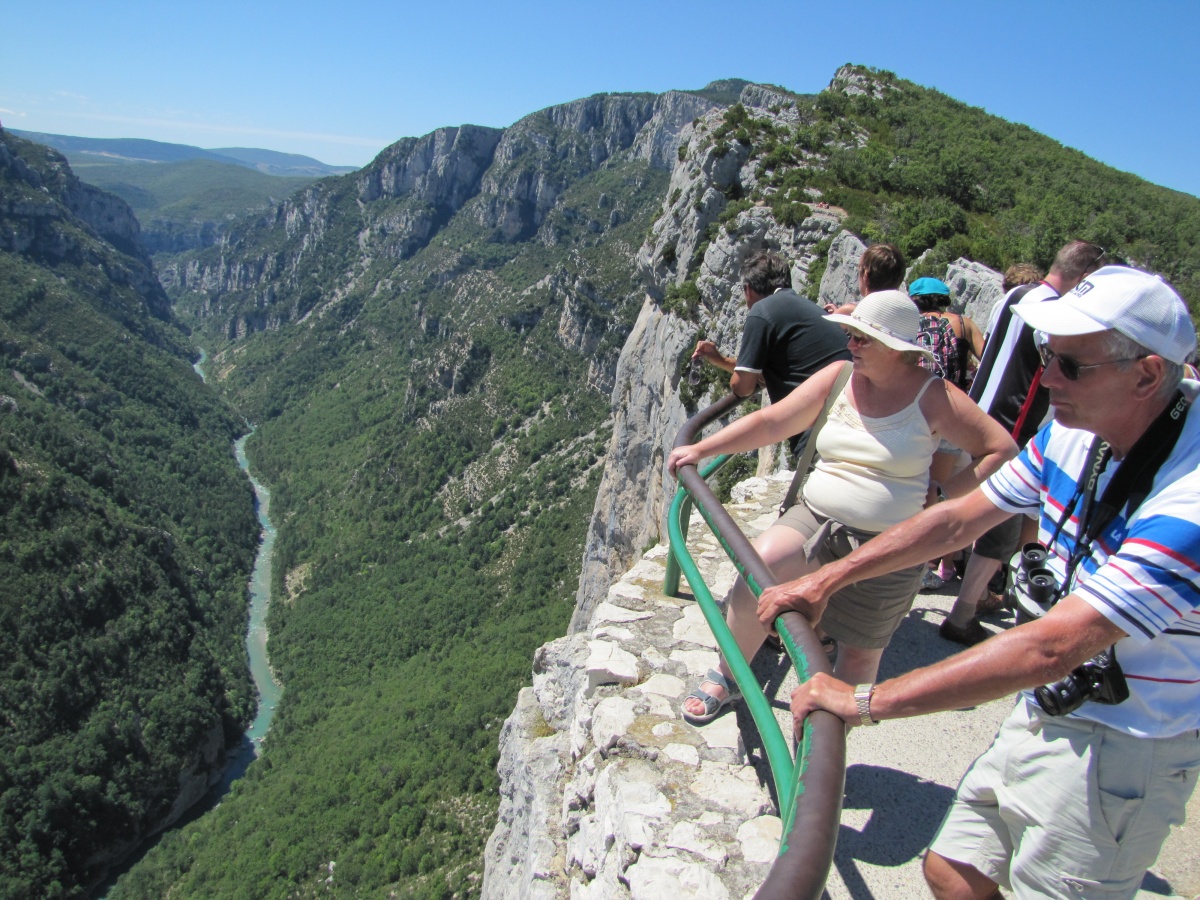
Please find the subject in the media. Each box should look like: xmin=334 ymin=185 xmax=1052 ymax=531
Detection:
xmin=774 ymin=266 xmax=1200 ymax=899
xmin=669 ymin=290 xmax=1015 ymax=723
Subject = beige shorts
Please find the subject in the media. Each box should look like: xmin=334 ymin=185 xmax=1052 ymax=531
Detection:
xmin=776 ymin=503 xmax=925 ymax=649
xmin=931 ymin=697 xmax=1200 ymax=898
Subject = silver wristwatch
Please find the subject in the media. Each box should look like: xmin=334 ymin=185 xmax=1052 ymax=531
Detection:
xmin=854 ymin=683 xmax=878 ymax=726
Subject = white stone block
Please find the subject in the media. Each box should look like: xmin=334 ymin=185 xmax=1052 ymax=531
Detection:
xmin=669 ymin=648 xmax=720 ymax=675
xmin=593 ymin=601 xmax=654 ymax=624
xmin=730 ymin=476 xmax=770 ymax=503
xmin=747 ymin=512 xmax=777 ymax=533
xmin=586 ymin=641 xmax=639 ymax=697
xmin=639 ymin=673 xmax=685 ymax=698
xmin=592 ymin=624 xmax=635 ymax=642
xmin=695 ymin=712 xmax=742 ymax=752
xmin=672 ymin=604 xmax=719 ymax=648
xmin=626 ymin=557 xmax=667 ymax=582
xmin=736 ymin=815 xmax=782 ymax=863
xmin=643 ymin=694 xmax=676 ymax=718
xmin=608 ymin=581 xmax=646 ymax=603
xmin=666 ymin=821 xmax=728 ymax=864
xmin=626 ymin=855 xmax=731 ymax=899
xmin=591 ymin=697 xmax=637 ymax=751
xmin=641 ymin=646 xmax=668 ymax=669
xmin=689 ymin=761 xmax=772 ymax=818
xmin=663 ymin=743 xmax=700 ymax=766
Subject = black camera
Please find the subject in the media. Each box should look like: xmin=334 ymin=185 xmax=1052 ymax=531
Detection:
xmin=1008 ymin=542 xmax=1130 ymax=716
xmin=1034 ymin=647 xmax=1130 ymax=717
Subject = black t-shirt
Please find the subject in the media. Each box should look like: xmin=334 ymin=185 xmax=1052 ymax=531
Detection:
xmin=734 ymin=288 xmax=851 ymax=405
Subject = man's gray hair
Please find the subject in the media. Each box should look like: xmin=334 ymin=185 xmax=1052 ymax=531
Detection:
xmin=1103 ymin=329 xmax=1184 ymax=401
xmin=741 ymin=250 xmax=792 ymax=296
xmin=1051 ymin=240 xmax=1106 ymax=282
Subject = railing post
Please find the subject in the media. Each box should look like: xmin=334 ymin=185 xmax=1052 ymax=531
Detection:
xmin=662 ymin=493 xmax=692 ymax=597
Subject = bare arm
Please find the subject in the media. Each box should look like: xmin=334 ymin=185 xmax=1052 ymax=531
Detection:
xmin=922 ymin=380 xmax=1017 ymax=498
xmin=667 ymin=361 xmax=845 ymax=475
xmin=692 ymin=339 xmax=736 ymax=373
xmin=962 ymin=314 xmax=986 ymax=363
xmin=729 ymin=369 xmax=761 ymax=398
xmin=757 ymin=489 xmax=1011 ymax=628
xmin=790 ymin=595 xmax=1127 ymax=731
xmin=691 ymin=341 xmax=764 ymax=397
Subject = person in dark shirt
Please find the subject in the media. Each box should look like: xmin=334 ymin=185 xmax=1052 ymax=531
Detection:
xmin=691 ymin=250 xmax=850 ymax=403
xmin=940 ymin=240 xmax=1107 ymax=645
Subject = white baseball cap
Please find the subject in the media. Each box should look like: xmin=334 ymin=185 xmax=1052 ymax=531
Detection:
xmin=1013 ymin=265 xmax=1196 ymax=364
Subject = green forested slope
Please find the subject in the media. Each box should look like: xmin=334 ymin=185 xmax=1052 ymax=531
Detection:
xmin=0 ymin=134 xmax=260 ymax=897
xmin=701 ymin=67 xmax=1200 ymax=307
xmin=72 ymin=159 xmax=319 ymax=254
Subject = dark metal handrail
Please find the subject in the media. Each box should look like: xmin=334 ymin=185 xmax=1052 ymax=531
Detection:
xmin=665 ymin=393 xmax=846 ymax=900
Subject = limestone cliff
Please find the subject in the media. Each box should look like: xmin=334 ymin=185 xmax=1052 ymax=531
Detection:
xmin=0 ymin=131 xmax=169 ymax=322
xmin=573 ymin=84 xmax=848 ymax=633
xmin=165 ymin=90 xmax=722 ymax=343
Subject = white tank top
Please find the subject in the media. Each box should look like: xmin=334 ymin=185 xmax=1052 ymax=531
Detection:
xmin=803 ymin=377 xmax=939 ymax=532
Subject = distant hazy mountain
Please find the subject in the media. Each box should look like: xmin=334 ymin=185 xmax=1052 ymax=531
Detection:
xmin=9 ymin=129 xmax=357 ymax=177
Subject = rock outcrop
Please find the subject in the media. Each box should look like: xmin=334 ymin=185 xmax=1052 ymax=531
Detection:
xmin=0 ymin=131 xmax=170 ymax=321
xmin=169 ymin=90 xmax=723 ymax=342
xmin=576 ymin=88 xmax=847 ymax=633
xmin=486 ymin=474 xmax=797 ymax=899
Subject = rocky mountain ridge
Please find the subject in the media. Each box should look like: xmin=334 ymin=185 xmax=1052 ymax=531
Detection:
xmin=0 ymin=130 xmax=171 ymax=323
xmin=162 ymin=90 xmax=722 ymax=343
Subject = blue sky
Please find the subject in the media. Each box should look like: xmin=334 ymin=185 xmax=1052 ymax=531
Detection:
xmin=4 ymin=1 xmax=1198 ymax=196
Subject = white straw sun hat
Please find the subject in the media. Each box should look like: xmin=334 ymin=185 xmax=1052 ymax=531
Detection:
xmin=825 ymin=290 xmax=933 ymax=360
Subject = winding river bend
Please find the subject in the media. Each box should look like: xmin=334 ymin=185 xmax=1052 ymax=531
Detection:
xmin=196 ymin=349 xmax=283 ymax=779
xmin=97 ymin=356 xmax=284 ymax=895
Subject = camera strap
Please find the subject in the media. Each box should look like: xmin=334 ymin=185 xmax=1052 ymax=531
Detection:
xmin=1051 ymin=390 xmax=1190 ymax=594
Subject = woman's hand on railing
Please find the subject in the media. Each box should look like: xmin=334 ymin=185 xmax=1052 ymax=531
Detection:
xmin=790 ymin=673 xmax=860 ymax=737
xmin=667 ymin=444 xmax=702 ymax=476
xmin=757 ymin=576 xmax=828 ymax=633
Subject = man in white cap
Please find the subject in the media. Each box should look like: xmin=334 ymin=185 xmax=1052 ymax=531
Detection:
xmin=764 ymin=266 xmax=1200 ymax=898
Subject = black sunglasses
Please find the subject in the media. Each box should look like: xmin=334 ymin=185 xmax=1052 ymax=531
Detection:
xmin=1038 ymin=344 xmax=1143 ymax=381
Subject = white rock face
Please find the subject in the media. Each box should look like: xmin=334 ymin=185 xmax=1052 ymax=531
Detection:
xmin=944 ymin=257 xmax=1005 ymax=327
xmin=818 ymin=231 xmax=867 ymax=311
xmin=482 ymin=480 xmax=800 ymax=899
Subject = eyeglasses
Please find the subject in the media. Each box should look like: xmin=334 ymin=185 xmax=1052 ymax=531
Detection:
xmin=1038 ymin=344 xmax=1143 ymax=381
xmin=845 ymin=330 xmax=873 ymax=347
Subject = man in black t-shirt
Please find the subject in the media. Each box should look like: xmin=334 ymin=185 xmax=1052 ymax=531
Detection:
xmin=691 ymin=251 xmax=850 ymax=421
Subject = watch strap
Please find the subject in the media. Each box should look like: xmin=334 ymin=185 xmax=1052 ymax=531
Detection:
xmin=854 ymin=683 xmax=877 ymax=726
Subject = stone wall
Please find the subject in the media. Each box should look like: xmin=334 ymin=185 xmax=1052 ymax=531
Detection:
xmin=485 ymin=474 xmax=799 ymax=899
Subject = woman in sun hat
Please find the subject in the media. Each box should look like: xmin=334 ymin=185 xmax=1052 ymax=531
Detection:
xmin=668 ymin=290 xmax=1016 ymax=723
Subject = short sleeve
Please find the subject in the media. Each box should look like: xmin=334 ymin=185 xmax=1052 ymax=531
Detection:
xmin=734 ymin=309 xmax=769 ymax=374
xmin=980 ymin=426 xmax=1049 ymax=515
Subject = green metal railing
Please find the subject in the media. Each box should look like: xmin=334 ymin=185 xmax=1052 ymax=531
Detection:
xmin=665 ymin=393 xmax=846 ymax=900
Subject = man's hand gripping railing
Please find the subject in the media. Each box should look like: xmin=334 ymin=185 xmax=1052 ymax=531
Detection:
xmin=665 ymin=393 xmax=846 ymax=900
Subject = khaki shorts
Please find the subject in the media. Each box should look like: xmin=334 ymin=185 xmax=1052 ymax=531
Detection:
xmin=931 ymin=697 xmax=1200 ymax=898
xmin=776 ymin=503 xmax=925 ymax=649
xmin=972 ymin=513 xmax=1023 ymax=561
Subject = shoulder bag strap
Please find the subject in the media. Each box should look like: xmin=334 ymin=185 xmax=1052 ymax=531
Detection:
xmin=779 ymin=361 xmax=852 ymax=515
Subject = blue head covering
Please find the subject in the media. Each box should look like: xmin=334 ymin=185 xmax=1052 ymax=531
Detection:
xmin=908 ymin=277 xmax=950 ymax=297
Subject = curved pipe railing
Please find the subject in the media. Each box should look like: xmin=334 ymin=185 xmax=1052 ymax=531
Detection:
xmin=666 ymin=393 xmax=846 ymax=900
